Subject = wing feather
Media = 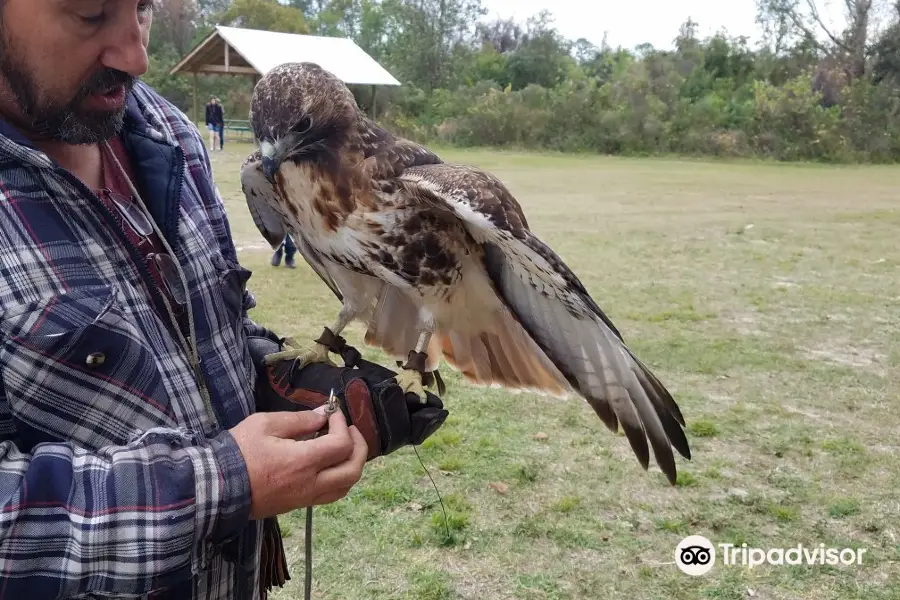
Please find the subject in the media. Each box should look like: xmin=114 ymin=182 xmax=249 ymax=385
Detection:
xmin=240 ymin=151 xmax=344 ymax=302
xmin=393 ymin=163 xmax=690 ymax=483
xmin=240 ymin=150 xmax=289 ymax=249
xmin=355 ymin=118 xmax=444 ymax=180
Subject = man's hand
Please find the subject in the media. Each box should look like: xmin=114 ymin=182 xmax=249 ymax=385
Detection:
xmin=242 ymin=331 xmax=450 ymax=596
xmin=228 ymin=406 xmax=368 ymax=520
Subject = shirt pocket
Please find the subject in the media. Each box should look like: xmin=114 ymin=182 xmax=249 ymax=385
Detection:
xmin=211 ymin=252 xmax=253 ymax=332
xmin=0 ymin=284 xmax=177 ymax=452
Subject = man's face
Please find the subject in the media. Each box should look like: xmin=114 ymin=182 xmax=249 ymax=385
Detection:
xmin=0 ymin=0 xmax=153 ymax=144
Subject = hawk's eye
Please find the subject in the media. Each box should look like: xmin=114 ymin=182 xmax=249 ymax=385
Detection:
xmin=292 ymin=115 xmax=313 ymax=134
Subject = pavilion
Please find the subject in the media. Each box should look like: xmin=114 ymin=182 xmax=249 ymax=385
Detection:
xmin=169 ymin=25 xmax=401 ymax=123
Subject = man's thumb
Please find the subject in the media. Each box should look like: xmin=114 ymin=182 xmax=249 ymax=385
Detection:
xmin=265 ymin=406 xmax=329 ymax=439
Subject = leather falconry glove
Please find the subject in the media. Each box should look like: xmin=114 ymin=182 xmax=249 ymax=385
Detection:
xmin=245 ymin=329 xmax=449 ymax=597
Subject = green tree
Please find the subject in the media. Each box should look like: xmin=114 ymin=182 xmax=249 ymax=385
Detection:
xmin=150 ymin=0 xmax=199 ymax=55
xmin=871 ymin=18 xmax=900 ymax=85
xmin=217 ymin=0 xmax=310 ymax=33
xmin=380 ymin=0 xmax=486 ymax=90
xmin=505 ymin=11 xmax=573 ymax=90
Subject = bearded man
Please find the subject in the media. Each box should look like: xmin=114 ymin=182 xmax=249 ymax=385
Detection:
xmin=0 ymin=2 xmax=446 ymax=598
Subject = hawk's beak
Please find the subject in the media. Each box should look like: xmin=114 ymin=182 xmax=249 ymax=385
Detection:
xmin=261 ymin=140 xmax=280 ymax=184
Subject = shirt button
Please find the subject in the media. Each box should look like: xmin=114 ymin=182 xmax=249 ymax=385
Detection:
xmin=86 ymin=352 xmax=106 ymax=367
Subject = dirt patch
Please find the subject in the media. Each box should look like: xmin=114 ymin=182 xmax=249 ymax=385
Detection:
xmin=727 ymin=311 xmax=763 ymax=335
xmin=801 ymin=343 xmax=886 ymax=372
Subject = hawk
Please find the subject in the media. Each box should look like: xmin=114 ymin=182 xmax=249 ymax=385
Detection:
xmin=240 ymin=62 xmax=691 ymax=484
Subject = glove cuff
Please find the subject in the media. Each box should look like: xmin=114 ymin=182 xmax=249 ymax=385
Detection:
xmin=337 ymin=371 xmax=448 ymax=459
xmin=342 ymin=377 xmax=382 ymax=461
xmin=364 ymin=376 xmax=449 ymax=456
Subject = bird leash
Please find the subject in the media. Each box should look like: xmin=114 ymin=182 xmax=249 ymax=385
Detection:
xmin=304 ymin=388 xmax=339 ymax=600
xmin=300 ymin=388 xmax=451 ymax=599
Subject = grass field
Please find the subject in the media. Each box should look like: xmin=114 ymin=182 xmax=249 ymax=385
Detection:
xmin=210 ymin=140 xmax=899 ymax=600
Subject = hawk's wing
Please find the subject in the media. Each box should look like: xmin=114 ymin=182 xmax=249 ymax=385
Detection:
xmin=240 ymin=150 xmax=289 ymax=249
xmin=240 ymin=150 xmax=344 ymax=302
xmin=394 ymin=162 xmax=690 ymax=484
xmin=355 ymin=118 xmax=444 ymax=180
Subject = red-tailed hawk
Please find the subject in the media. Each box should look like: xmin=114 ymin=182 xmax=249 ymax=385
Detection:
xmin=240 ymin=62 xmax=691 ymax=484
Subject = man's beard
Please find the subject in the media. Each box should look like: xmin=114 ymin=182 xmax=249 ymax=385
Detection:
xmin=0 ymin=33 xmax=136 ymax=144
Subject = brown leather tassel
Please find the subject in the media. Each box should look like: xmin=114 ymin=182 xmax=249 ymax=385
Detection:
xmin=259 ymin=516 xmax=290 ymax=599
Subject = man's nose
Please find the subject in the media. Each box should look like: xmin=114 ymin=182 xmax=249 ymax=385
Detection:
xmin=99 ymin=10 xmax=150 ymax=76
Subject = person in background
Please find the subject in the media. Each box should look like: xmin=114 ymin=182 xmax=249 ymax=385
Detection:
xmin=204 ymin=95 xmax=219 ymax=150
xmin=214 ymin=97 xmax=225 ymax=150
xmin=271 ymin=234 xmax=297 ymax=268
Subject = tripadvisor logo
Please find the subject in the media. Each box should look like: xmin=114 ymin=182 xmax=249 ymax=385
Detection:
xmin=675 ymin=535 xmax=716 ymax=576
xmin=675 ymin=536 xmax=866 ymax=576
xmin=718 ymin=542 xmax=867 ymax=568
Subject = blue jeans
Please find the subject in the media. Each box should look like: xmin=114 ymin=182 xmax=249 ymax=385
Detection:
xmin=283 ymin=234 xmax=296 ymax=258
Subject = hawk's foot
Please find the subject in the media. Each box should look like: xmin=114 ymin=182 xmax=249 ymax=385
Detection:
xmin=398 ymin=350 xmax=430 ymax=403
xmin=395 ymin=368 xmax=426 ymax=400
xmin=263 ymin=339 xmax=335 ymax=368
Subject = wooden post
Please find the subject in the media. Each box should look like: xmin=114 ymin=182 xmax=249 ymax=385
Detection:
xmin=251 ymin=74 xmax=260 ymax=142
xmin=192 ymin=71 xmax=198 ymax=124
xmin=370 ymin=85 xmax=377 ymax=120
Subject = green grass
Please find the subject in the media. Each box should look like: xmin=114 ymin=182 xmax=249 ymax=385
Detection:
xmin=210 ymin=140 xmax=900 ymax=599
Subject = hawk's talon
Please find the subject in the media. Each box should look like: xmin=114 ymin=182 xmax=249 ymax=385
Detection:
xmin=279 ymin=336 xmax=300 ymax=348
xmin=263 ymin=341 xmax=335 ymax=368
xmin=395 ymin=368 xmax=426 ymax=402
xmin=422 ymin=369 xmax=446 ymax=396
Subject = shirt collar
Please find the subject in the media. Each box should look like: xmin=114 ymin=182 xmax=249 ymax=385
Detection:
xmin=0 ymin=114 xmax=38 ymax=149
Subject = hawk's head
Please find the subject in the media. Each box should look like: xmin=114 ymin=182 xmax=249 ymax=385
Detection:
xmin=249 ymin=62 xmax=360 ymax=184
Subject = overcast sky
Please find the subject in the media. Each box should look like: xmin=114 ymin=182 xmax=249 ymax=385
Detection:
xmin=477 ymin=0 xmax=853 ymax=51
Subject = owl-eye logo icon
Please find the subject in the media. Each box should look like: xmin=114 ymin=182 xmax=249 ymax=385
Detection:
xmin=675 ymin=535 xmax=716 ymax=576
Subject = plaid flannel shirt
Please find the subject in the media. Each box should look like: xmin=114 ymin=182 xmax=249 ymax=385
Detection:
xmin=0 ymin=81 xmax=269 ymax=599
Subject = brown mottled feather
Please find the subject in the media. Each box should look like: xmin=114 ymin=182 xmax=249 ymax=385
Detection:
xmin=357 ymin=124 xmax=444 ymax=180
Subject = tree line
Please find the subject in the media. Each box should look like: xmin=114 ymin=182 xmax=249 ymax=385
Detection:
xmin=146 ymin=0 xmax=900 ymax=162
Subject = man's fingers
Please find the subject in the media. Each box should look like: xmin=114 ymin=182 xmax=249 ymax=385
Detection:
xmin=325 ymin=404 xmax=349 ymax=436
xmin=310 ymin=487 xmax=353 ymax=506
xmin=313 ymin=426 xmax=368 ymax=491
xmin=294 ymin=410 xmax=355 ymax=470
xmin=263 ymin=407 xmax=328 ymax=439
xmin=347 ymin=425 xmax=368 ymax=467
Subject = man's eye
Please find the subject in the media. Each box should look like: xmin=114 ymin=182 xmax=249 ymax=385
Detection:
xmin=82 ymin=13 xmax=106 ymax=25
xmin=80 ymin=2 xmax=154 ymax=27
